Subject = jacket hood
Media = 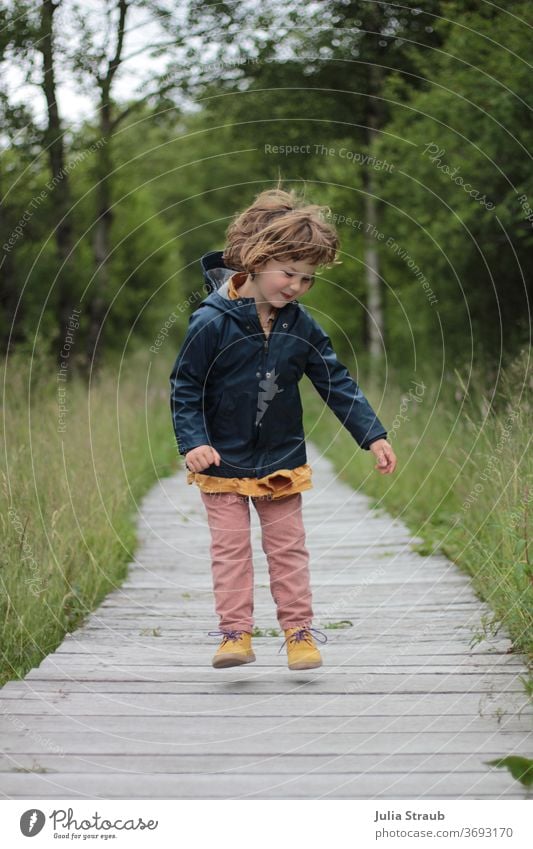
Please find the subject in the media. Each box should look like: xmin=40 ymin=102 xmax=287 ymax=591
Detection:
xmin=199 ymin=249 xmax=248 ymax=315
xmin=200 ymin=250 xmax=236 ymax=297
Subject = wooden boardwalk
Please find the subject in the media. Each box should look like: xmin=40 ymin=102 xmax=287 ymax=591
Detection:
xmin=1 ymin=443 xmax=531 ymax=799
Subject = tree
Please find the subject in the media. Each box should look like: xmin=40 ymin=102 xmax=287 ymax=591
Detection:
xmin=0 ymin=0 xmax=188 ymax=365
xmin=64 ymin=0 xmax=201 ymax=370
xmin=0 ymin=90 xmax=41 ymax=353
xmin=1 ymin=0 xmax=78 ymax=363
xmin=373 ymin=0 xmax=533 ymax=372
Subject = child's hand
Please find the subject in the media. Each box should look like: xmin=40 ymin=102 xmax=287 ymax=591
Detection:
xmin=369 ymin=439 xmax=397 ymax=475
xmin=185 ymin=445 xmax=221 ymax=473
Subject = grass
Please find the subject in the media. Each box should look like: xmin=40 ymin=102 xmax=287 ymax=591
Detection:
xmin=0 ymin=346 xmax=177 ymax=686
xmin=300 ymin=346 xmax=533 ymax=686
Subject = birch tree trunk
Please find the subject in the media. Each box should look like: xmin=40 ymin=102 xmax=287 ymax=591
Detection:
xmin=362 ymin=121 xmax=385 ymax=363
xmin=362 ymin=55 xmax=386 ymax=372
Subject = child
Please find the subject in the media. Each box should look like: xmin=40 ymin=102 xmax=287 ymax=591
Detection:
xmin=169 ymin=186 xmax=396 ymax=671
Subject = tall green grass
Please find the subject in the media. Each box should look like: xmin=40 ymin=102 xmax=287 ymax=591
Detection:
xmin=1 ymin=347 xmax=177 ymax=686
xmin=301 ymin=347 xmax=533 ymax=680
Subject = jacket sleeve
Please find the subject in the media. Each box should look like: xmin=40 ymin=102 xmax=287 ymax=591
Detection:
xmin=169 ymin=309 xmax=218 ymax=456
xmin=303 ymin=314 xmax=388 ymax=450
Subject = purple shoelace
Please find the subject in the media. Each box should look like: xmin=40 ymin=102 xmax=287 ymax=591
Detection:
xmin=208 ymin=629 xmax=247 ymax=643
xmin=278 ymin=626 xmax=328 ymax=654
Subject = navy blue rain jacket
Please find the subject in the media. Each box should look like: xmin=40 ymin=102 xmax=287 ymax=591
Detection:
xmin=169 ymin=250 xmax=388 ymax=479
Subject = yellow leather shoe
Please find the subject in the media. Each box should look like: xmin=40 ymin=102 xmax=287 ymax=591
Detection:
xmin=279 ymin=626 xmax=328 ymax=670
xmin=208 ymin=629 xmax=256 ymax=669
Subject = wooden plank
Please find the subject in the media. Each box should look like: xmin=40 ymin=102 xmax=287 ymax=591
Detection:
xmin=41 ymin=656 xmax=528 ymax=673
xmin=0 ymin=705 xmax=530 ymax=731
xmin=17 ymin=671 xmax=526 ymax=693
xmin=2 ymin=730 xmax=531 ymax=757
xmin=2 ymin=689 xmax=530 ymax=719
xmin=6 ymin=645 xmax=523 ymax=662
xmin=0 ymin=751 xmax=523 ymax=775
xmin=1 ymin=715 xmax=531 ymax=739
xmin=0 ymin=771 xmax=525 ymax=799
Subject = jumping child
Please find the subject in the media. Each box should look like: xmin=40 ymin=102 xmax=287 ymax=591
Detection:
xmin=170 ymin=186 xmax=396 ymax=670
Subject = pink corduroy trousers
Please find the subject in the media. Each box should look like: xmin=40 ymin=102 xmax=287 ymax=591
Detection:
xmin=199 ymin=489 xmax=314 ymax=633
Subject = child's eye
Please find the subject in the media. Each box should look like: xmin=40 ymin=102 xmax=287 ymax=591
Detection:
xmin=284 ymin=271 xmax=294 ymax=278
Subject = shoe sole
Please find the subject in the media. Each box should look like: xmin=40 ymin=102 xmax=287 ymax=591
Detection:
xmin=212 ymin=652 xmax=256 ymax=669
xmin=288 ymin=658 xmax=322 ymax=670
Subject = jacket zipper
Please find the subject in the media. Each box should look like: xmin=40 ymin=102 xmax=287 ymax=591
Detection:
xmin=253 ymin=309 xmax=283 ymax=447
xmin=256 ymin=307 xmax=283 ymax=365
xmin=256 ymin=307 xmax=282 ymax=344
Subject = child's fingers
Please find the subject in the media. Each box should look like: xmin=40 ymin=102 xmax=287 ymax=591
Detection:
xmin=185 ymin=445 xmax=219 ymax=472
xmin=375 ymin=446 xmax=397 ymax=474
xmin=372 ymin=445 xmax=390 ymax=473
xmin=375 ymin=448 xmax=388 ymax=467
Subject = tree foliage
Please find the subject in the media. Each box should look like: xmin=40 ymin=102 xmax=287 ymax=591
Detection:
xmin=0 ymin=0 xmax=530 ymax=378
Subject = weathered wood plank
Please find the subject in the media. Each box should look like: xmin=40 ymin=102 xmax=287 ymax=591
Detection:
xmin=17 ymin=671 xmax=526 ymax=693
xmin=2 ymin=730 xmax=530 ymax=757
xmin=0 ymin=751 xmax=522 ymax=775
xmin=0 ymin=771 xmax=526 ymax=799
xmin=2 ymin=688 xmax=530 ymax=719
xmin=1 ymin=714 xmax=531 ymax=739
xmin=36 ymin=656 xmax=528 ymax=673
xmin=0 ymin=706 xmax=529 ymax=732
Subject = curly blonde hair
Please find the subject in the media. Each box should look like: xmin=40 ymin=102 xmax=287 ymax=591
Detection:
xmin=223 ymin=184 xmax=341 ymax=273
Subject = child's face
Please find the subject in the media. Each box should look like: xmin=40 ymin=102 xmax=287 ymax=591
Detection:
xmin=252 ymin=257 xmax=317 ymax=308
